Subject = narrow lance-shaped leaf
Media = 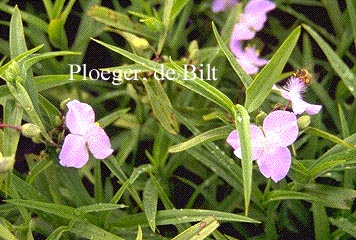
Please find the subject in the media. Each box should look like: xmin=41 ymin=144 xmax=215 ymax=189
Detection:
xmin=143 ymin=178 xmax=158 ymax=232
xmin=245 ymin=26 xmax=301 ymax=112
xmin=212 ymin=22 xmax=253 ymax=88
xmin=142 ymin=78 xmax=179 ymax=134
xmin=303 ymin=24 xmax=356 ymax=98
xmin=172 ymin=216 xmax=220 ymax=240
xmin=169 ymin=126 xmax=233 ymax=153
xmin=233 ymin=104 xmax=252 ymax=216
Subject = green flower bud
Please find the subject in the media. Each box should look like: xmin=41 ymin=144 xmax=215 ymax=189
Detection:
xmin=60 ymin=98 xmax=71 ymax=110
xmin=188 ymin=40 xmax=199 ymax=60
xmin=22 ymin=123 xmax=41 ymax=138
xmin=53 ymin=116 xmax=62 ymax=127
xmin=0 ymin=153 xmax=15 ymax=173
xmin=131 ymin=37 xmax=149 ymax=50
xmin=255 ymin=111 xmax=267 ymax=125
xmin=297 ymin=115 xmax=311 ymax=129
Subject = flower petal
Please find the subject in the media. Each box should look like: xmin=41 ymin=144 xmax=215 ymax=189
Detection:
xmin=290 ymin=98 xmax=310 ymax=114
xmin=65 ymin=100 xmax=95 ymax=135
xmin=86 ymin=125 xmax=113 ymax=159
xmin=243 ymin=0 xmax=276 ymax=31
xmin=305 ymin=103 xmax=322 ymax=115
xmin=245 ymin=0 xmax=276 ymax=15
xmin=231 ymin=22 xmax=256 ymax=41
xmin=243 ymin=47 xmax=269 ymax=66
xmin=257 ymin=146 xmax=291 ymax=182
xmin=211 ymin=0 xmax=239 ymax=12
xmin=263 ymin=110 xmax=298 ymax=147
xmin=59 ymin=134 xmax=89 ymax=168
xmin=227 ymin=125 xmax=265 ymax=160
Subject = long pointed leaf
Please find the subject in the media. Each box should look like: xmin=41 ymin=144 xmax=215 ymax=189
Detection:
xmin=245 ymin=26 xmax=301 ymax=112
xmin=303 ymin=24 xmax=356 ymax=98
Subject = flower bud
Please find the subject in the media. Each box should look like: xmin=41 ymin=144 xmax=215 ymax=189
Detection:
xmin=297 ymin=115 xmax=311 ymax=129
xmin=188 ymin=40 xmax=199 ymax=60
xmin=0 ymin=153 xmax=15 ymax=173
xmin=255 ymin=111 xmax=267 ymax=125
xmin=131 ymin=37 xmax=149 ymax=50
xmin=21 ymin=123 xmax=41 ymax=138
xmin=60 ymin=98 xmax=71 ymax=110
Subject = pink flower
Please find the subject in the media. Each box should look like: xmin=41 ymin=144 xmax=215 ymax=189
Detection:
xmin=230 ymin=41 xmax=268 ymax=74
xmin=227 ymin=110 xmax=298 ymax=182
xmin=59 ymin=100 xmax=113 ymax=168
xmin=231 ymin=0 xmax=276 ymax=41
xmin=278 ymin=77 xmax=322 ymax=115
xmin=211 ymin=0 xmax=239 ymax=13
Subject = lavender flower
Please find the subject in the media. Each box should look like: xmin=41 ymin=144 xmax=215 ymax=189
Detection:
xmin=231 ymin=0 xmax=276 ymax=41
xmin=227 ymin=110 xmax=298 ymax=182
xmin=59 ymin=100 xmax=113 ymax=168
xmin=230 ymin=41 xmax=268 ymax=74
xmin=278 ymin=77 xmax=322 ymax=115
xmin=211 ymin=0 xmax=239 ymax=13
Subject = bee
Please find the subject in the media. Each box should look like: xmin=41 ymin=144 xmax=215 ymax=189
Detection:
xmin=293 ymin=69 xmax=312 ymax=85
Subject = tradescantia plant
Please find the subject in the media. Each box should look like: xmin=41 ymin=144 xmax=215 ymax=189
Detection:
xmin=0 ymin=1 xmax=356 ymax=239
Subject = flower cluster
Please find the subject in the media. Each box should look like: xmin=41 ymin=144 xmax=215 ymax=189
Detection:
xmin=229 ymin=0 xmax=276 ymax=74
xmin=59 ymin=100 xmax=113 ymax=168
xmin=227 ymin=78 xmax=322 ymax=182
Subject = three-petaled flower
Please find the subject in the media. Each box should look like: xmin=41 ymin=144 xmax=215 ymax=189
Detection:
xmin=59 ymin=100 xmax=113 ymax=168
xmin=227 ymin=110 xmax=298 ymax=182
xmin=276 ymin=77 xmax=322 ymax=115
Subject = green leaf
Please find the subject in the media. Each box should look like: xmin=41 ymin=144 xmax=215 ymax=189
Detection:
xmin=9 ymin=5 xmax=27 ymax=59
xmin=305 ymin=127 xmax=354 ymax=148
xmin=312 ymin=204 xmax=331 ymax=240
xmin=91 ymin=38 xmax=235 ymax=113
xmin=265 ymin=190 xmax=329 ymax=205
xmin=112 ymin=209 xmax=259 ymax=228
xmin=0 ymin=45 xmax=43 ymax=77
xmin=135 ymin=225 xmax=143 ymax=240
xmin=142 ymin=79 xmax=179 ymax=134
xmin=0 ymin=222 xmax=18 ymax=240
xmin=5 ymin=199 xmax=87 ymax=221
xmin=48 ymin=18 xmax=68 ymax=49
xmin=143 ymin=178 xmax=158 ymax=232
xmin=169 ymin=125 xmax=232 ymax=153
xmin=303 ymin=24 xmax=356 ymax=98
xmin=77 ymin=203 xmax=126 ymax=213
xmin=1 ymin=99 xmax=22 ymax=157
xmin=22 ymin=51 xmax=80 ymax=71
xmin=172 ymin=216 xmax=219 ymax=240
xmin=157 ymin=0 xmax=173 ymax=54
xmin=87 ymin=6 xmax=154 ymax=40
xmin=97 ymin=108 xmax=130 ymax=128
xmin=212 ymin=22 xmax=253 ymax=88
xmin=346 ymin=0 xmax=356 ymax=51
xmin=304 ymin=184 xmax=356 ymax=209
xmin=70 ymin=221 xmax=125 ymax=240
xmin=307 ymin=148 xmax=356 ymax=177
xmin=245 ymin=26 xmax=301 ymax=112
xmin=6 ymin=80 xmax=50 ymax=140
xmin=329 ymin=218 xmax=356 ymax=237
xmin=233 ymin=105 xmax=252 ymax=216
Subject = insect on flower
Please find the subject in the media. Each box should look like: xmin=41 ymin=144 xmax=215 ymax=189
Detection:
xmin=293 ymin=69 xmax=312 ymax=85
